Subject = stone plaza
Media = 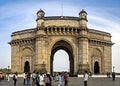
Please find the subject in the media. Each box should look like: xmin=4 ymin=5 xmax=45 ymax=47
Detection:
xmin=0 ymin=75 xmax=120 ymax=86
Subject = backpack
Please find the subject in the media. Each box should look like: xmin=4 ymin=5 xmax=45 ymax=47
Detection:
xmin=13 ymin=75 xmax=16 ymax=80
xmin=45 ymin=77 xmax=50 ymax=84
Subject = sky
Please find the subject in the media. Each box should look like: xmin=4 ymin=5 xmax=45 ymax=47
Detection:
xmin=0 ymin=0 xmax=120 ymax=72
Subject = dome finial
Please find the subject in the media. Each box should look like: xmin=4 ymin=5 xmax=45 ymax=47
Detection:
xmin=37 ymin=9 xmax=45 ymax=18
xmin=79 ymin=9 xmax=87 ymax=15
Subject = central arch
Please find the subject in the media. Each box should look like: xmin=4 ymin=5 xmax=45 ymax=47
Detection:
xmin=50 ymin=40 xmax=74 ymax=76
xmin=53 ymin=49 xmax=70 ymax=72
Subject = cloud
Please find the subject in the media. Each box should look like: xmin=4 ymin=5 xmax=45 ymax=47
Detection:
xmin=87 ymin=8 xmax=120 ymax=44
xmin=0 ymin=1 xmax=80 ymax=68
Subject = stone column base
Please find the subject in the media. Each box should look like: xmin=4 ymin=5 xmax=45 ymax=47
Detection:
xmin=78 ymin=63 xmax=89 ymax=74
xmin=35 ymin=64 xmax=47 ymax=73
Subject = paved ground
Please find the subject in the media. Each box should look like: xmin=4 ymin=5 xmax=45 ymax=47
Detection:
xmin=0 ymin=76 xmax=120 ymax=86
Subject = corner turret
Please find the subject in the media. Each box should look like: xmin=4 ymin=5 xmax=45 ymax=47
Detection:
xmin=36 ymin=9 xmax=45 ymax=28
xmin=79 ymin=9 xmax=88 ymax=29
xmin=37 ymin=9 xmax=45 ymax=18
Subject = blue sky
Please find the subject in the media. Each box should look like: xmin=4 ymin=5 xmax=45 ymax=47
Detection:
xmin=0 ymin=0 xmax=120 ymax=72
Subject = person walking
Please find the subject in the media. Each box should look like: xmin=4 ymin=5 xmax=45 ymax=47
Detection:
xmin=84 ymin=71 xmax=89 ymax=86
xmin=45 ymin=73 xmax=52 ymax=86
xmin=64 ymin=72 xmax=69 ymax=86
xmin=13 ymin=72 xmax=18 ymax=86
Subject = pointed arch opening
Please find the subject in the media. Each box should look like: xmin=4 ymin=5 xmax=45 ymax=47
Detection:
xmin=53 ymin=49 xmax=70 ymax=72
xmin=24 ymin=61 xmax=30 ymax=73
xmin=94 ymin=61 xmax=100 ymax=74
xmin=50 ymin=40 xmax=74 ymax=76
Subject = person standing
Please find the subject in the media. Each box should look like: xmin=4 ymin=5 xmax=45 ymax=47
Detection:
xmin=57 ymin=72 xmax=62 ymax=86
xmin=112 ymin=72 xmax=115 ymax=81
xmin=26 ymin=72 xmax=31 ymax=86
xmin=55 ymin=72 xmax=58 ymax=82
xmin=36 ymin=72 xmax=40 ymax=86
xmin=39 ymin=73 xmax=45 ymax=86
xmin=84 ymin=71 xmax=89 ymax=86
xmin=13 ymin=72 xmax=18 ymax=86
xmin=32 ymin=71 xmax=36 ymax=85
xmin=23 ymin=72 xmax=26 ymax=85
xmin=7 ymin=74 xmax=10 ymax=82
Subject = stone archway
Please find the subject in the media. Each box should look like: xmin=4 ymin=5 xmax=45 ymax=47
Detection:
xmin=50 ymin=40 xmax=74 ymax=76
xmin=24 ymin=61 xmax=30 ymax=72
xmin=94 ymin=61 xmax=100 ymax=74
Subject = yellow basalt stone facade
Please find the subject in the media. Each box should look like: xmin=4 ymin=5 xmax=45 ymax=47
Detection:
xmin=9 ymin=9 xmax=113 ymax=75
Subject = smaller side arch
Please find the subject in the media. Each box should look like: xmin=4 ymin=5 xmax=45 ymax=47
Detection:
xmin=24 ymin=61 xmax=30 ymax=72
xmin=21 ymin=47 xmax=34 ymax=73
xmin=94 ymin=61 xmax=100 ymax=74
xmin=91 ymin=48 xmax=103 ymax=74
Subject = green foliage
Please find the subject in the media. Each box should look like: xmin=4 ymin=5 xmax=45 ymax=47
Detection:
xmin=0 ymin=68 xmax=11 ymax=73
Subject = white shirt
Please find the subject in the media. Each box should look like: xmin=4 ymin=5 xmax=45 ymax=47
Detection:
xmin=39 ymin=75 xmax=45 ymax=85
xmin=23 ymin=73 xmax=26 ymax=79
xmin=32 ymin=73 xmax=36 ymax=79
xmin=84 ymin=73 xmax=88 ymax=81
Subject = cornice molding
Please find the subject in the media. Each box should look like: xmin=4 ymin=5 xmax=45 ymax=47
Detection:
xmin=89 ymin=39 xmax=114 ymax=46
xmin=9 ymin=38 xmax=35 ymax=46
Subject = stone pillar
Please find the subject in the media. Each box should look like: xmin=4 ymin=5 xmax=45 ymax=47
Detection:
xmin=78 ymin=30 xmax=89 ymax=73
xmin=35 ymin=35 xmax=45 ymax=72
xmin=11 ymin=45 xmax=21 ymax=73
xmin=35 ymin=28 xmax=49 ymax=73
xmin=78 ymin=9 xmax=89 ymax=74
xmin=103 ymin=45 xmax=112 ymax=73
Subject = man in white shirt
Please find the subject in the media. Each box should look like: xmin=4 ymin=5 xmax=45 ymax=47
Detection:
xmin=39 ymin=73 xmax=45 ymax=86
xmin=84 ymin=71 xmax=89 ymax=86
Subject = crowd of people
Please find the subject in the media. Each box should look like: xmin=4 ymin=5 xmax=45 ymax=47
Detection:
xmin=0 ymin=70 xmax=117 ymax=86
xmin=14 ymin=71 xmax=70 ymax=86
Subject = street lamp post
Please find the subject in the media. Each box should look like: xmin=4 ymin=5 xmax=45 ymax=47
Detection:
xmin=8 ymin=66 xmax=10 ymax=74
xmin=113 ymin=66 xmax=115 ymax=72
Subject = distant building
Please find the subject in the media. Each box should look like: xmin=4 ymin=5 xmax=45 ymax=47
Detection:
xmin=9 ymin=9 xmax=113 ymax=75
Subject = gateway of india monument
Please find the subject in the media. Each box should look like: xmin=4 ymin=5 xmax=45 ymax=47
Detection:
xmin=9 ymin=9 xmax=113 ymax=75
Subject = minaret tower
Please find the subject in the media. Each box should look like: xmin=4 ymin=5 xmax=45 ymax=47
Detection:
xmin=78 ymin=9 xmax=89 ymax=73
xmin=79 ymin=9 xmax=88 ymax=29
xmin=35 ymin=9 xmax=48 ymax=73
xmin=36 ymin=9 xmax=45 ymax=28
xmin=37 ymin=9 xmax=45 ymax=18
